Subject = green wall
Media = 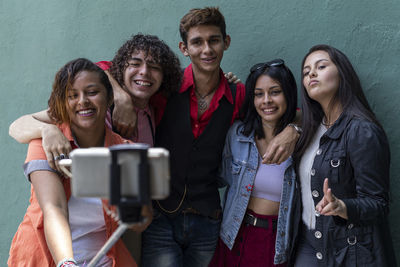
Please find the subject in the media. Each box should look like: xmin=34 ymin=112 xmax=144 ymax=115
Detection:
xmin=1 ymin=0 xmax=399 ymax=264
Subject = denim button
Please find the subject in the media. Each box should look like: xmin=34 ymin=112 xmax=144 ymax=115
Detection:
xmin=316 ymin=252 xmax=323 ymax=260
xmin=314 ymin=231 xmax=322 ymax=239
xmin=316 ymin=148 xmax=322 ymax=155
xmin=310 ymin=168 xmax=315 ymax=176
xmin=312 ymin=190 xmax=319 ymax=198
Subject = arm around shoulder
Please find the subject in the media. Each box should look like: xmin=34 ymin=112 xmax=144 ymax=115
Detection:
xmin=9 ymin=110 xmax=53 ymax=143
xmin=10 ymin=110 xmax=71 ymax=171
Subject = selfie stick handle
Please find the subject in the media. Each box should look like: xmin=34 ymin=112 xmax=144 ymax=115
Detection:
xmin=86 ymin=223 xmax=129 ymax=267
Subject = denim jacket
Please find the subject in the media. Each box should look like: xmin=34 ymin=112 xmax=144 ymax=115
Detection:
xmin=219 ymin=121 xmax=297 ymax=264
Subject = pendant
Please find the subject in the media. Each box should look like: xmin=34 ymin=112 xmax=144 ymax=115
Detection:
xmin=198 ymin=98 xmax=208 ymax=111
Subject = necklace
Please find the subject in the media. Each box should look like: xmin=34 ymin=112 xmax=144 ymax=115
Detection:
xmin=322 ymin=118 xmax=333 ymax=127
xmin=195 ymin=87 xmax=217 ymax=112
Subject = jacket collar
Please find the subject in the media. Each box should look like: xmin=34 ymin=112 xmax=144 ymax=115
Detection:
xmin=235 ymin=123 xmax=256 ymax=144
xmin=323 ymin=112 xmax=353 ymax=139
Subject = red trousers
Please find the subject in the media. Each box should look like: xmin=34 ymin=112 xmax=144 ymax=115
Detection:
xmin=209 ymin=210 xmax=286 ymax=267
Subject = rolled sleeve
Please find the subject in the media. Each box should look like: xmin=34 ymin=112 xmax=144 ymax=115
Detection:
xmin=23 ymin=160 xmax=57 ymax=182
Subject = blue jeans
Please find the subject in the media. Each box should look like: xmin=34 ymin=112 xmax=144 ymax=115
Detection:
xmin=141 ymin=209 xmax=221 ymax=267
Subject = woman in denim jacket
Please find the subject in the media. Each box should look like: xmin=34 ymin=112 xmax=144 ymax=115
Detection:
xmin=209 ymin=59 xmax=299 ymax=267
xmin=293 ymin=45 xmax=396 ymax=266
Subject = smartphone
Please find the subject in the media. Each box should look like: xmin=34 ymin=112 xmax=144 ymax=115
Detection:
xmin=64 ymin=145 xmax=170 ymax=200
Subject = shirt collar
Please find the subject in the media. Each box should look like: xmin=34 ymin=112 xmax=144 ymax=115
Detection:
xmin=180 ymin=63 xmax=234 ymax=104
xmin=59 ymin=123 xmax=113 ymax=147
xmin=134 ymin=104 xmax=152 ymax=117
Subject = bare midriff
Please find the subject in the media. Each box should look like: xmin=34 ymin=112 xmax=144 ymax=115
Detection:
xmin=247 ymin=196 xmax=280 ymax=215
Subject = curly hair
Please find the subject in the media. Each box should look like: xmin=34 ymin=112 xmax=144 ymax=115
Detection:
xmin=48 ymin=58 xmax=113 ymax=124
xmin=109 ymin=34 xmax=182 ymax=98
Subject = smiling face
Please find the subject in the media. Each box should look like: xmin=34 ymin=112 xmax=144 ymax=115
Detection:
xmin=303 ymin=50 xmax=340 ymax=108
xmin=179 ymin=25 xmax=230 ymax=75
xmin=253 ymin=75 xmax=287 ymax=128
xmin=67 ymin=71 xmax=110 ymax=134
xmin=123 ymin=50 xmax=163 ymax=108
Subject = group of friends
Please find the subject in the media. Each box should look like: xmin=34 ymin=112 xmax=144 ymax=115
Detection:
xmin=7 ymin=6 xmax=397 ymax=267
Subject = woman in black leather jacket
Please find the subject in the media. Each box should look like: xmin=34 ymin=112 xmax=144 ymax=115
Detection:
xmin=292 ymin=44 xmax=396 ymax=266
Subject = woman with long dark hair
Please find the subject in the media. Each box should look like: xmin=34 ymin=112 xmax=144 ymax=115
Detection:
xmin=293 ymin=44 xmax=396 ymax=266
xmin=209 ymin=59 xmax=298 ymax=266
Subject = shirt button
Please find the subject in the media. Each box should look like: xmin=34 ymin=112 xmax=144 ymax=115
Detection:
xmin=195 ymin=124 xmax=199 ymax=128
xmin=310 ymin=168 xmax=316 ymax=176
xmin=348 ymin=223 xmax=354 ymax=229
xmin=316 ymin=252 xmax=323 ymax=260
xmin=316 ymin=148 xmax=322 ymax=155
xmin=314 ymin=231 xmax=322 ymax=239
xmin=312 ymin=190 xmax=320 ymax=198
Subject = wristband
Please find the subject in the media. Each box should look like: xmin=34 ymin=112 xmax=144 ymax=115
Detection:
xmin=288 ymin=123 xmax=302 ymax=134
xmin=57 ymin=258 xmax=78 ymax=267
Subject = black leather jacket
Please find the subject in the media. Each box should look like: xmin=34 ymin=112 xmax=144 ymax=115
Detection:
xmin=292 ymin=113 xmax=396 ymax=266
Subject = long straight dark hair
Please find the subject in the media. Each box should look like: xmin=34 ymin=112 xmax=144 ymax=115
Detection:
xmin=294 ymin=44 xmax=382 ymax=162
xmin=240 ymin=60 xmax=297 ymax=139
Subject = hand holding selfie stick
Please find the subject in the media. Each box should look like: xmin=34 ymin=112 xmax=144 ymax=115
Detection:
xmin=59 ymin=144 xmax=153 ymax=267
xmin=88 ymin=144 xmax=150 ymax=267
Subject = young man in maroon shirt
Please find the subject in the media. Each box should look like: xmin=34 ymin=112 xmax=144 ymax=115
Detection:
xmin=141 ymin=7 xmax=299 ymax=267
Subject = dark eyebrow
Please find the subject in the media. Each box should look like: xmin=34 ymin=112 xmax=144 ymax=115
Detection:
xmin=70 ymin=84 xmax=98 ymax=91
xmin=189 ymin=37 xmax=202 ymax=43
xmin=85 ymin=84 xmax=98 ymax=89
xmin=129 ymin=57 xmax=143 ymax=62
xmin=209 ymin=35 xmax=222 ymax=39
xmin=303 ymin=59 xmax=329 ymax=70
xmin=254 ymin=85 xmax=280 ymax=91
xmin=269 ymin=85 xmax=281 ymax=90
xmin=189 ymin=34 xmax=222 ymax=42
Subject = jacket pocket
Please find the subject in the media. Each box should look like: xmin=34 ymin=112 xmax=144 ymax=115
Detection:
xmin=330 ymin=225 xmax=374 ymax=266
xmin=326 ymin=150 xmax=346 ymax=184
xmin=231 ymin=161 xmax=242 ymax=175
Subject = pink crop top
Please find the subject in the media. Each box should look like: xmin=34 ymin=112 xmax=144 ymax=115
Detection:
xmin=251 ymin=157 xmax=290 ymax=202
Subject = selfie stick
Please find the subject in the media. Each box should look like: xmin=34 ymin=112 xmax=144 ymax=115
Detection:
xmin=87 ymin=144 xmax=150 ymax=267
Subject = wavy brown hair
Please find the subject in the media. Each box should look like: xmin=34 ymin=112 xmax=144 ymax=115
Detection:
xmin=47 ymin=58 xmax=113 ymax=124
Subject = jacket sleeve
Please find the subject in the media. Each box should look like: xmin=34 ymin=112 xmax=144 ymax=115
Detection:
xmin=342 ymin=120 xmax=390 ymax=225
